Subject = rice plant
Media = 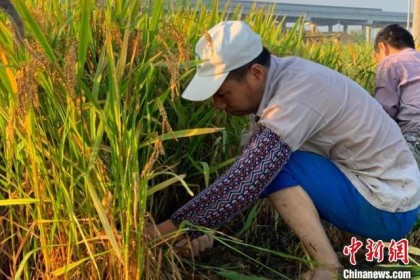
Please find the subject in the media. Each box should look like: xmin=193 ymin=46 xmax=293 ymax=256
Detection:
xmin=0 ymin=0 xmax=416 ymax=279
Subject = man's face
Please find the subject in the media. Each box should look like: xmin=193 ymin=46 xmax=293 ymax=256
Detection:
xmin=212 ymin=64 xmax=266 ymax=115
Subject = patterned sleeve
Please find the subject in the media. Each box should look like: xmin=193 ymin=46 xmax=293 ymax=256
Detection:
xmin=170 ymin=125 xmax=292 ymax=237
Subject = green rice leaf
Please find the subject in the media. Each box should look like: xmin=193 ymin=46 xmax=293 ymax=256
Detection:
xmin=0 ymin=198 xmax=39 ymax=205
xmin=147 ymin=173 xmax=192 ymax=196
xmin=85 ymin=179 xmax=122 ymax=262
xmin=77 ymin=0 xmax=93 ymax=76
xmin=139 ymin=128 xmax=224 ymax=148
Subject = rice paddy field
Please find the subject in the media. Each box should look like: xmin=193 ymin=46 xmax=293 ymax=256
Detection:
xmin=0 ymin=0 xmax=418 ymax=279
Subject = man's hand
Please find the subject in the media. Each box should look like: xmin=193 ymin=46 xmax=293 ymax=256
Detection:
xmin=144 ymin=219 xmax=178 ymax=241
xmin=143 ymin=218 xmax=214 ymax=257
xmin=174 ymin=234 xmax=214 ymax=257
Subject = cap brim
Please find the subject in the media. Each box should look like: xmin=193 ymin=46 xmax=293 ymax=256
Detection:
xmin=181 ymin=72 xmax=229 ymax=101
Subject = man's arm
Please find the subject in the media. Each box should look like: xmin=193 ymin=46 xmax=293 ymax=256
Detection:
xmin=170 ymin=125 xmax=292 ymax=238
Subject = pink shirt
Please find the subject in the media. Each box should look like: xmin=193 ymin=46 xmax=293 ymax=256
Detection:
xmin=375 ymin=48 xmax=420 ymax=135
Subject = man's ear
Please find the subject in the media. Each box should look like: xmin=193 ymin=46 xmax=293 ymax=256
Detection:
xmin=378 ymin=42 xmax=390 ymax=55
xmin=248 ymin=64 xmax=266 ymax=82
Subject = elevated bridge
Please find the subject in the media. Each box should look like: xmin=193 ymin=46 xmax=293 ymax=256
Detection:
xmin=191 ymin=1 xmax=411 ymax=41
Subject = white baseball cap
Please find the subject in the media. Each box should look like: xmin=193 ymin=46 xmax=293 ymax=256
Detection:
xmin=181 ymin=21 xmax=263 ymax=101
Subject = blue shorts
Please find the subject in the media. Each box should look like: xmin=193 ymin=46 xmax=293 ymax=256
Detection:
xmin=261 ymin=150 xmax=419 ymax=241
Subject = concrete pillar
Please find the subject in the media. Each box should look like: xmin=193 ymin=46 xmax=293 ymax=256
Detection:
xmin=343 ymin=25 xmax=348 ymax=32
xmin=365 ymin=25 xmax=372 ymax=43
xmin=328 ymin=25 xmax=333 ymax=32
xmin=413 ymin=0 xmax=420 ymax=48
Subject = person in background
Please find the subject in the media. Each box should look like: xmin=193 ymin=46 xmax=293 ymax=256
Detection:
xmin=147 ymin=21 xmax=420 ymax=280
xmin=373 ymin=23 xmax=420 ymax=166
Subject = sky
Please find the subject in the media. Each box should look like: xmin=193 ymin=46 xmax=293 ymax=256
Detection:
xmin=273 ymin=0 xmax=410 ymax=13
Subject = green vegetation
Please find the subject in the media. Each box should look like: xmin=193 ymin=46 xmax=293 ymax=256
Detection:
xmin=0 ymin=0 xmax=416 ymax=279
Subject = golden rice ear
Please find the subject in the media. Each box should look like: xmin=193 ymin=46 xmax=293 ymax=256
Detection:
xmin=0 ymin=0 xmax=25 ymax=45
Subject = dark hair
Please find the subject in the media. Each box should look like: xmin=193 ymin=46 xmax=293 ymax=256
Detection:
xmin=373 ymin=24 xmax=415 ymax=52
xmin=227 ymin=47 xmax=271 ymax=81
